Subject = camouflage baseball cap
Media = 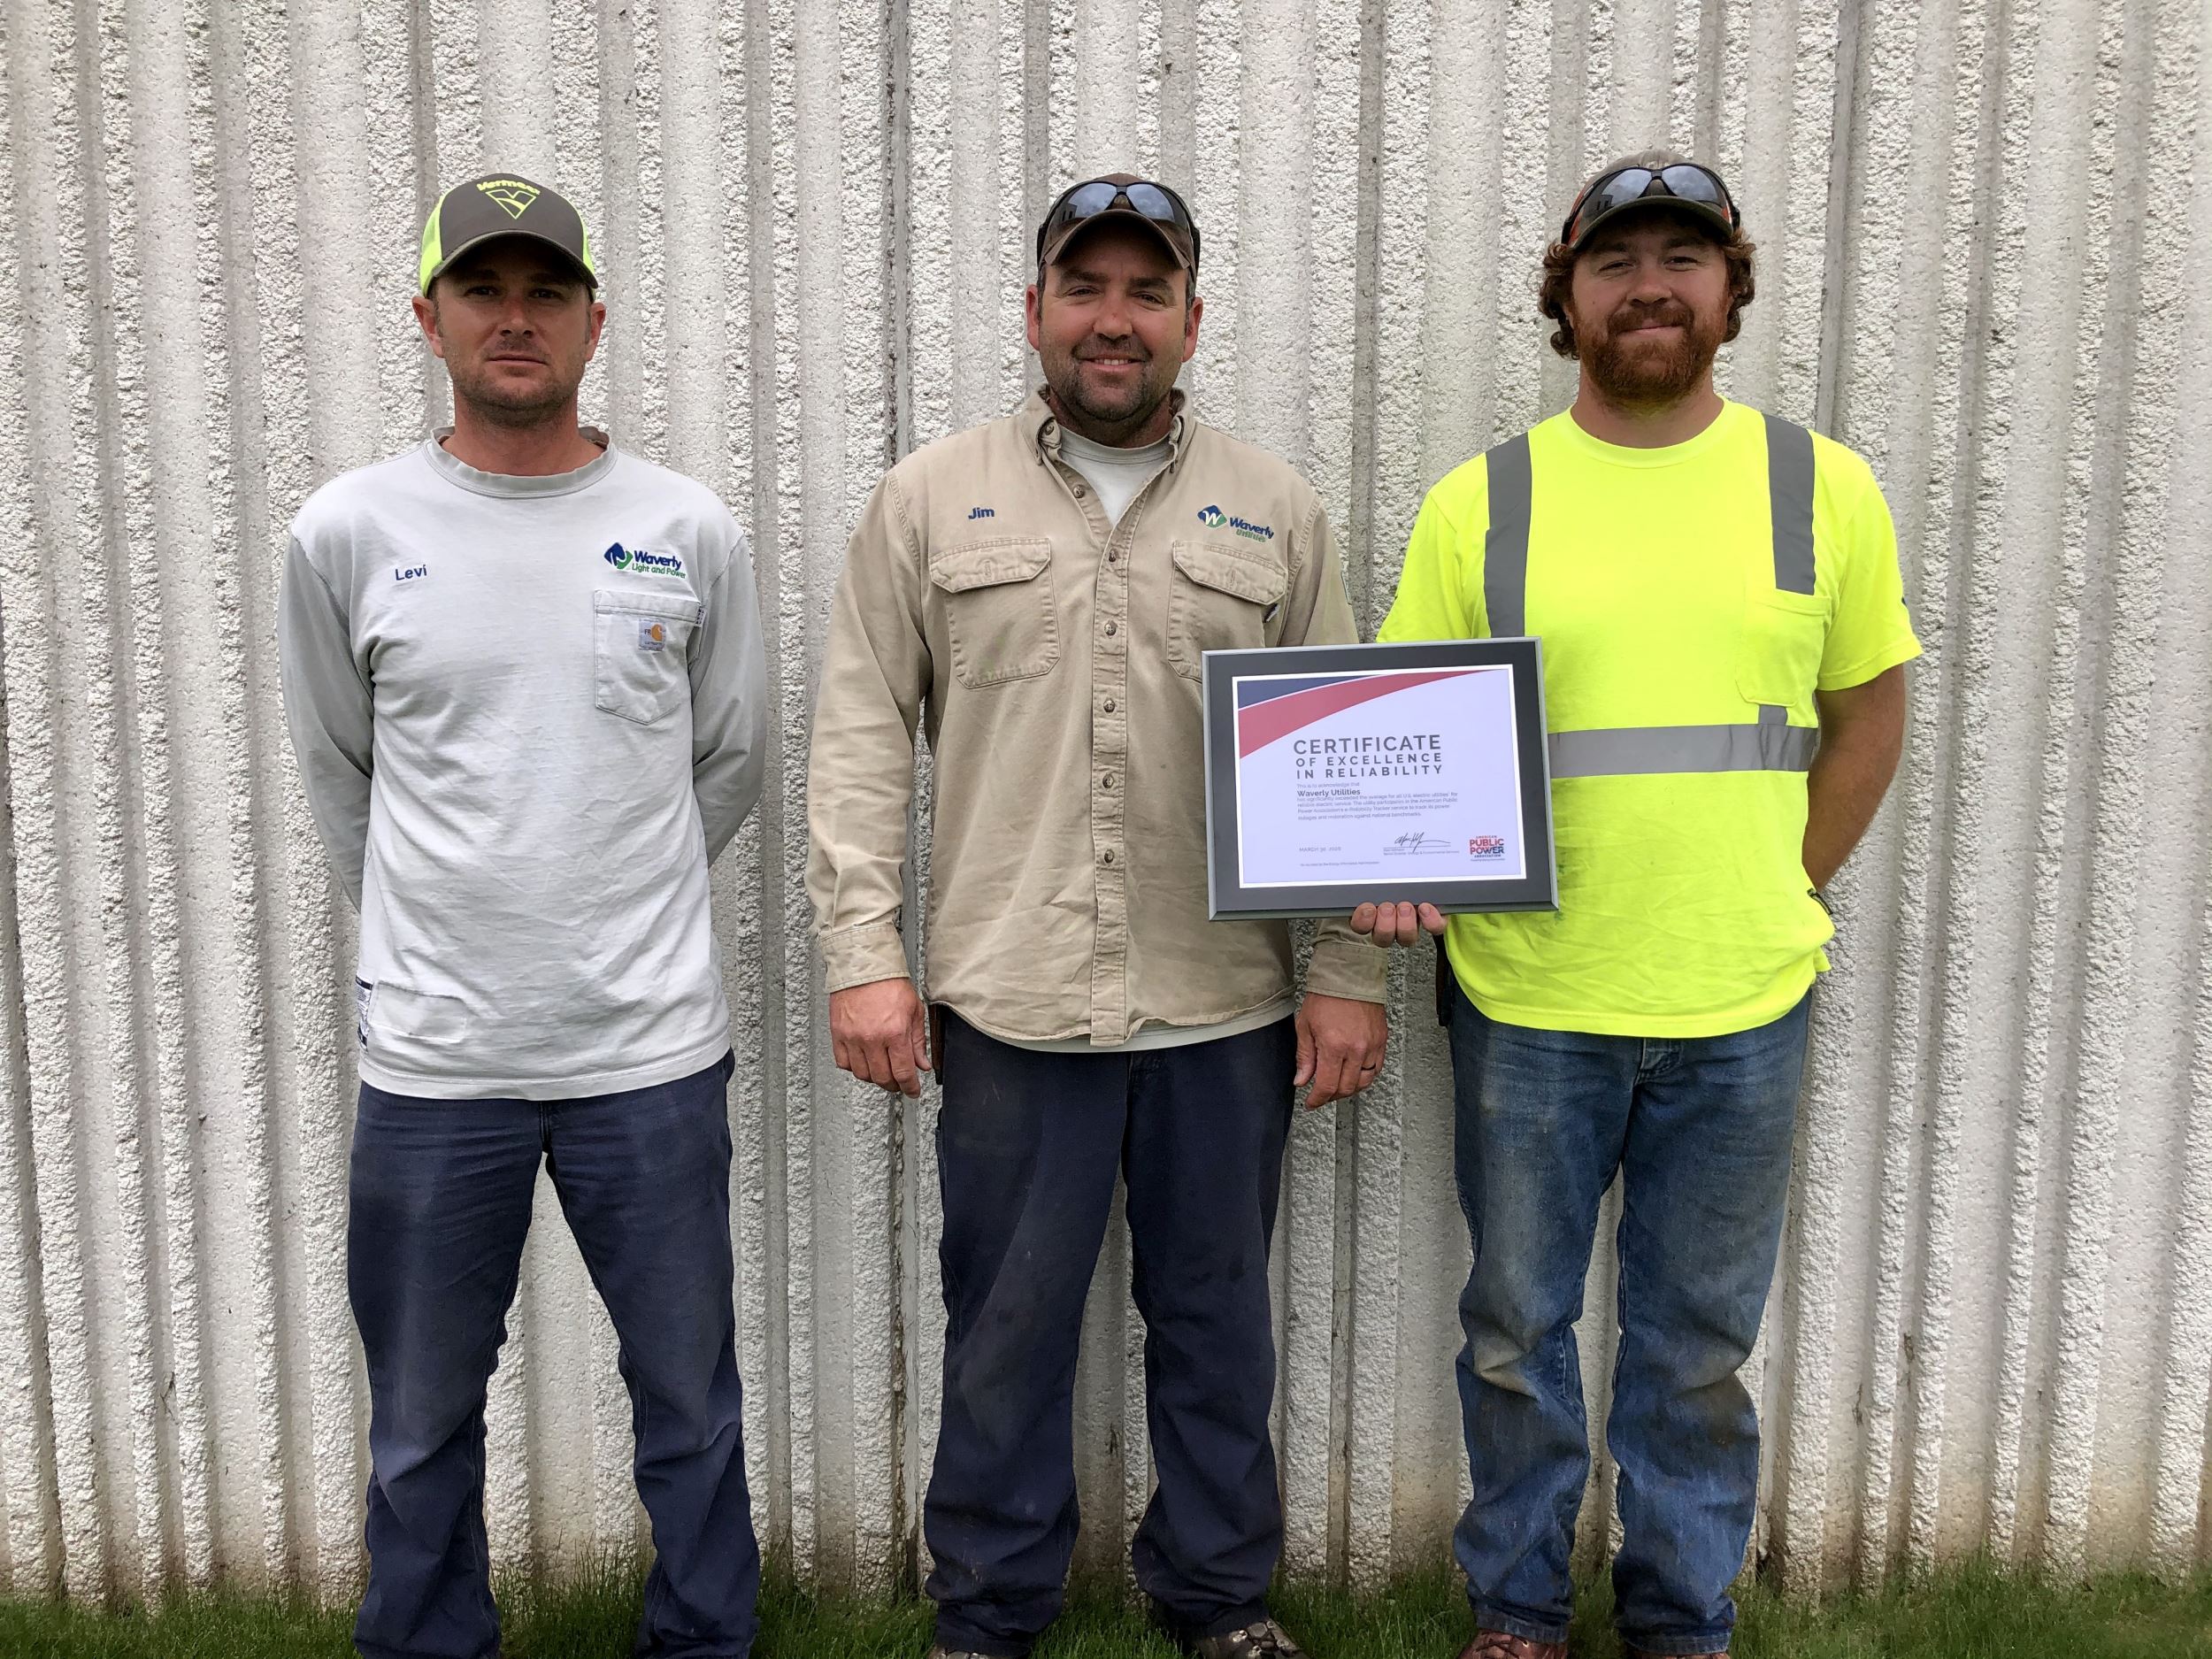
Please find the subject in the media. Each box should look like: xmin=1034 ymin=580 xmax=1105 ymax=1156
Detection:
xmin=418 ymin=173 xmax=596 ymax=294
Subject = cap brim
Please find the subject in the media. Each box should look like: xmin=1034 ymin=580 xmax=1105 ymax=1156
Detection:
xmin=423 ymin=228 xmax=597 ymax=293
xmin=1040 ymin=208 xmax=1194 ymax=271
xmin=1570 ymin=195 xmax=1734 ymax=250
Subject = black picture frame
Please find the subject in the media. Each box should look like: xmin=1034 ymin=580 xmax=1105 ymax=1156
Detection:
xmin=1202 ymin=639 xmax=1559 ymax=919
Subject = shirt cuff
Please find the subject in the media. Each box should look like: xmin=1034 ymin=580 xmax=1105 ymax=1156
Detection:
xmin=820 ymin=921 xmax=911 ymax=994
xmin=1816 ymin=634 xmax=1923 ymax=692
xmin=1305 ymin=927 xmax=1392 ymax=1005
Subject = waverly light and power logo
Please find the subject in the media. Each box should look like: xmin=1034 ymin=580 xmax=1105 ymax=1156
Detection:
xmin=1196 ymin=505 xmax=1275 ymax=542
xmin=603 ymin=542 xmax=687 ymax=578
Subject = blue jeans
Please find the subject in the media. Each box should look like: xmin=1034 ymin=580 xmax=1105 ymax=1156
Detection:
xmin=924 ymin=1012 xmax=1296 ymax=1657
xmin=1448 ymin=990 xmax=1810 ymax=1656
xmin=348 ymin=1054 xmax=759 ymax=1659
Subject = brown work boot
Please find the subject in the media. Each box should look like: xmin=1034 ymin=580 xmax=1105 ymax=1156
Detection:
xmin=1456 ymin=1632 xmax=1568 ymax=1659
xmin=1179 ymin=1617 xmax=1309 ymax=1656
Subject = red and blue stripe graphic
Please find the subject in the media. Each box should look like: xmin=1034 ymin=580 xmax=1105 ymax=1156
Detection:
xmin=1233 ymin=669 xmax=1481 ymax=757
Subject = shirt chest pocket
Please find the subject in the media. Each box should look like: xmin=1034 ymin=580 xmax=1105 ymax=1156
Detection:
xmin=929 ymin=539 xmax=1060 ymax=689
xmin=1736 ymin=580 xmax=1829 ymax=716
xmin=1167 ymin=539 xmax=1289 ymax=680
xmin=595 ymin=589 xmax=703 ymax=726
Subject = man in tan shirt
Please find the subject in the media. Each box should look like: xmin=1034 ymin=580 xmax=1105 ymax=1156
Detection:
xmin=807 ymin=176 xmax=1388 ymax=1659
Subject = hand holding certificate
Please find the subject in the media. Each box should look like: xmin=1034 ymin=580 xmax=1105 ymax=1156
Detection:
xmin=1202 ymin=641 xmax=1558 ymax=920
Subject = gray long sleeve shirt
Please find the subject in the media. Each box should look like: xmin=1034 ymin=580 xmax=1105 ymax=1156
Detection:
xmin=280 ymin=432 xmax=767 ymax=1099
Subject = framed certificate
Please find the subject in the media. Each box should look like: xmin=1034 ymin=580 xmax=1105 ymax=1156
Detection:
xmin=1202 ymin=640 xmax=1558 ymax=919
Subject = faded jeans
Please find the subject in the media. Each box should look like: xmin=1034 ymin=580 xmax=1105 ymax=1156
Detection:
xmin=1448 ymin=989 xmax=1811 ymax=1655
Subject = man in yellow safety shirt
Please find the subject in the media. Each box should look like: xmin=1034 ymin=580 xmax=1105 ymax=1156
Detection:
xmin=1354 ymin=152 xmax=1919 ymax=1659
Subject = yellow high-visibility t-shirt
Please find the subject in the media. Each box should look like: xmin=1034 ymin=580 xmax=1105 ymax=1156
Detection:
xmin=1379 ymin=400 xmax=1921 ymax=1037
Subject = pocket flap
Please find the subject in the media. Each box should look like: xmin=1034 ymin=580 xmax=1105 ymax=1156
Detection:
xmin=1171 ymin=539 xmax=1288 ymax=606
xmin=595 ymin=588 xmax=704 ymax=625
xmin=928 ymin=538 xmax=1053 ymax=594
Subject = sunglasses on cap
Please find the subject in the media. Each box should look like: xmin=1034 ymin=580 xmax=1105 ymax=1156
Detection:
xmin=1037 ymin=177 xmax=1202 ymax=267
xmin=1563 ymin=162 xmax=1740 ymax=249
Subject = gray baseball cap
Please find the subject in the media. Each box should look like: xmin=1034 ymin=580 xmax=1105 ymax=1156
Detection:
xmin=1562 ymin=155 xmax=1739 ymax=250
xmin=419 ymin=173 xmax=597 ymax=293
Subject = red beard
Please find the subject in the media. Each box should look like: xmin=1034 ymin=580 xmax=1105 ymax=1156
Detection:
xmin=1582 ymin=301 xmax=1725 ymax=404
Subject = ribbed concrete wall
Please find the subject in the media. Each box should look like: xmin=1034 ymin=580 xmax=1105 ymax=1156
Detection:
xmin=0 ymin=0 xmax=2206 ymax=1608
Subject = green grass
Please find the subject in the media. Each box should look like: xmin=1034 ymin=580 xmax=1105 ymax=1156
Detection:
xmin=0 ymin=1558 xmax=2205 ymax=1657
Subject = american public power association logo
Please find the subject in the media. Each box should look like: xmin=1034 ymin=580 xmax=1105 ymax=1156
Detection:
xmin=477 ymin=179 xmax=541 ymax=219
xmin=604 ymin=542 xmax=687 ymax=579
xmin=1470 ymin=835 xmax=1507 ymax=860
xmin=1197 ymin=504 xmax=1227 ymax=528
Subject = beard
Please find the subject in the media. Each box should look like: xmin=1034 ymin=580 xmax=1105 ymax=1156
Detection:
xmin=447 ymin=352 xmax=585 ymax=431
xmin=1041 ymin=339 xmax=1179 ymax=440
xmin=1581 ymin=300 xmax=1725 ymax=405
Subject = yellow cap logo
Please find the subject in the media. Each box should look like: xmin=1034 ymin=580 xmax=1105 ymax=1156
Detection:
xmin=477 ymin=180 xmax=541 ymax=219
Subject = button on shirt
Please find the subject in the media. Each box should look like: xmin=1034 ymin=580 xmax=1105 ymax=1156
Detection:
xmin=807 ymin=393 xmax=1388 ymax=1045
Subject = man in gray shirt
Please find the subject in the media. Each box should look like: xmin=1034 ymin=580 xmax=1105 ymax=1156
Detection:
xmin=280 ymin=173 xmax=767 ymax=1659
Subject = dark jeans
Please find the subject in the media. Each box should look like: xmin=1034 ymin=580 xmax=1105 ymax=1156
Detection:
xmin=1448 ymin=990 xmax=1811 ymax=1656
xmin=924 ymin=1011 xmax=1297 ymax=1658
xmin=349 ymin=1053 xmax=759 ymax=1659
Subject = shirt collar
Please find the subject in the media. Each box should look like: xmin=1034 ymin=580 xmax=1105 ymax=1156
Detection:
xmin=1026 ymin=387 xmax=1191 ymax=465
xmin=423 ymin=426 xmax=618 ymax=498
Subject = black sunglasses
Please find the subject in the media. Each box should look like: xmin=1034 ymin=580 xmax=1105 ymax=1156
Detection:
xmin=1563 ymin=163 xmax=1739 ymax=247
xmin=1038 ymin=178 xmax=1202 ymax=267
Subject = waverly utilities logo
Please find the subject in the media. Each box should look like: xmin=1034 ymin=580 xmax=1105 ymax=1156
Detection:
xmin=1197 ymin=504 xmax=1275 ymax=542
xmin=603 ymin=541 xmax=686 ymax=578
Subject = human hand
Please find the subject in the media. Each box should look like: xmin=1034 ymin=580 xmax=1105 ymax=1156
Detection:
xmin=1294 ymin=993 xmax=1389 ymax=1110
xmin=1347 ymin=901 xmax=1448 ymax=946
xmin=828 ymin=977 xmax=932 ymax=1097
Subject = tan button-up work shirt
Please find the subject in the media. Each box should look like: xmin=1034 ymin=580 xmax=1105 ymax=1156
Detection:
xmin=807 ymin=394 xmax=1390 ymax=1045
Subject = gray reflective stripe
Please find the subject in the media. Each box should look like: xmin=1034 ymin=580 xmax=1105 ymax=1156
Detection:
xmin=1763 ymin=412 xmax=1816 ymax=594
xmin=1548 ymin=722 xmax=1817 ymax=778
xmin=1482 ymin=415 xmax=1816 ymax=628
xmin=1482 ymin=434 xmax=1532 ymax=636
xmin=1759 ymin=699 xmax=1787 ymax=727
